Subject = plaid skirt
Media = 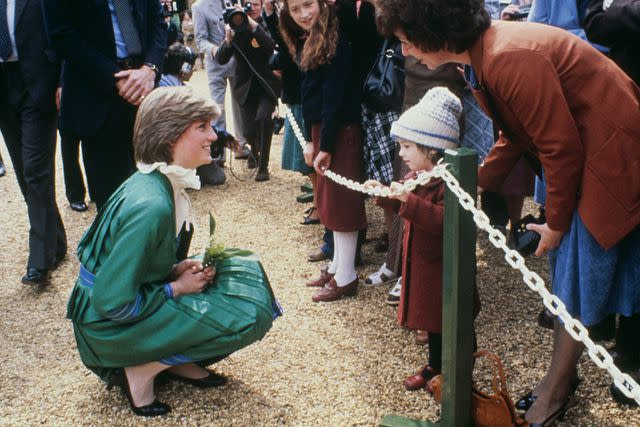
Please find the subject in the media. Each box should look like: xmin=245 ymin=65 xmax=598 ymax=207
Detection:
xmin=361 ymin=104 xmax=398 ymax=184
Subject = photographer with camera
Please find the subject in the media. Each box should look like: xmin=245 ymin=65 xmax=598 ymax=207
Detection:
xmin=215 ymin=0 xmax=282 ymax=181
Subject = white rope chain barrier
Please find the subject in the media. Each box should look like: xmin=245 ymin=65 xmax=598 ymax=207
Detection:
xmin=281 ymin=104 xmax=640 ymax=404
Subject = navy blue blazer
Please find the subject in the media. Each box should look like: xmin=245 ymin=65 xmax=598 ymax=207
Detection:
xmin=12 ymin=0 xmax=59 ymax=111
xmin=44 ymin=0 xmax=167 ymax=137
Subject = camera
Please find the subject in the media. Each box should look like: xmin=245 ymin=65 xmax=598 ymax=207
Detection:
xmin=505 ymin=6 xmax=531 ymax=20
xmin=222 ymin=1 xmax=253 ymax=33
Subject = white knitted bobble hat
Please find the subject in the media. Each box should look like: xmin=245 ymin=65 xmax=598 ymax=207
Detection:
xmin=390 ymin=86 xmax=463 ymax=151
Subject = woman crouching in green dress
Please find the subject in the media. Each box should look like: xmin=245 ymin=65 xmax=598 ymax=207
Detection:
xmin=67 ymin=86 xmax=281 ymax=417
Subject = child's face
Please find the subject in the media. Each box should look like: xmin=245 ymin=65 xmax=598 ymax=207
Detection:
xmin=171 ymin=120 xmax=217 ymax=169
xmin=287 ymin=0 xmax=320 ymax=31
xmin=398 ymin=140 xmax=434 ymax=172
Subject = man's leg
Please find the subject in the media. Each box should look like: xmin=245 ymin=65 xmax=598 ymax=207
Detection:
xmin=60 ymin=131 xmax=87 ymax=204
xmin=82 ymin=98 xmax=136 ymax=210
xmin=19 ymin=105 xmax=67 ymax=271
xmin=206 ymin=57 xmax=229 ymax=130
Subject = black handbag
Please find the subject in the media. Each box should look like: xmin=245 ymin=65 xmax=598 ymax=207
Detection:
xmin=362 ymin=37 xmax=405 ymax=113
xmin=509 ymin=213 xmax=546 ymax=257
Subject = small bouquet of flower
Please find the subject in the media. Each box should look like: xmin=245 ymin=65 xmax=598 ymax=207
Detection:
xmin=203 ymin=213 xmax=253 ymax=268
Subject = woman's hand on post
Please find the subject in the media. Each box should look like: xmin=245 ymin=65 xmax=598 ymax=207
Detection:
xmin=313 ymin=151 xmax=331 ymax=176
xmin=170 ymin=264 xmax=216 ymax=297
xmin=526 ymin=222 xmax=565 ymax=257
xmin=303 ymin=142 xmax=314 ymax=166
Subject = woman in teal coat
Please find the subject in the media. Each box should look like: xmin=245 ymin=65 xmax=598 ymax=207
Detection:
xmin=68 ymin=87 xmax=280 ymax=416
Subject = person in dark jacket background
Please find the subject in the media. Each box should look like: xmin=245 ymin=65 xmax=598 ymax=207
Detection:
xmin=216 ymin=0 xmax=281 ymax=181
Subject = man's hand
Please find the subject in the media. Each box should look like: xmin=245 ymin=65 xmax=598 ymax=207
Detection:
xmin=114 ymin=66 xmax=155 ymax=106
xmin=388 ymin=181 xmax=410 ymax=203
xmin=224 ymin=24 xmax=235 ymax=44
xmin=247 ymin=16 xmax=259 ymax=31
xmin=500 ymin=4 xmax=520 ymax=20
xmin=526 ymin=222 xmax=565 ymax=257
xmin=210 ymin=44 xmax=219 ymax=59
xmin=55 ymin=87 xmax=62 ymax=112
xmin=264 ymin=0 xmax=275 ymax=16
xmin=313 ymin=151 xmax=331 ymax=176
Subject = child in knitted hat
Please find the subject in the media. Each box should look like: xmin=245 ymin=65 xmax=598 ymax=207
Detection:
xmin=365 ymin=86 xmax=463 ymax=392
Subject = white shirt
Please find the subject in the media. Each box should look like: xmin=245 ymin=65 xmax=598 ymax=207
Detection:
xmin=3 ymin=0 xmax=19 ymax=61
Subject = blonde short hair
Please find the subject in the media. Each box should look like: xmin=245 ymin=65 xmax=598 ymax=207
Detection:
xmin=133 ymin=86 xmax=220 ymax=164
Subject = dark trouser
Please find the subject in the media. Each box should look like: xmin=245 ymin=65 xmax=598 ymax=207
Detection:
xmin=59 ymin=131 xmax=87 ymax=203
xmin=0 ymin=62 xmax=67 ymax=270
xmin=240 ymin=88 xmax=276 ymax=172
xmin=481 ymin=191 xmax=509 ymax=227
xmin=80 ymin=97 xmax=136 ymax=210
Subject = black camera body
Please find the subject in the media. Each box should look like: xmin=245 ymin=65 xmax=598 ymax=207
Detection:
xmin=222 ymin=1 xmax=253 ymax=33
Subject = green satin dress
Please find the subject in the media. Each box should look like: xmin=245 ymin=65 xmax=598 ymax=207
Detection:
xmin=67 ymin=171 xmax=280 ymax=381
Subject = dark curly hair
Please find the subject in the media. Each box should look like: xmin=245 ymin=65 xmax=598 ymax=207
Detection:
xmin=375 ymin=0 xmax=490 ymax=54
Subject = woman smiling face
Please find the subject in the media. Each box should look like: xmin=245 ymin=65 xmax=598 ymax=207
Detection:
xmin=287 ymin=0 xmax=321 ymax=31
xmin=171 ymin=120 xmax=217 ymax=170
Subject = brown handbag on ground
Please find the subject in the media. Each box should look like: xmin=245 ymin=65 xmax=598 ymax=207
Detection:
xmin=429 ymin=351 xmax=527 ymax=427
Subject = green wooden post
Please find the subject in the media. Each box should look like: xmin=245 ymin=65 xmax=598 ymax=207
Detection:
xmin=380 ymin=148 xmax=477 ymax=427
xmin=440 ymin=148 xmax=477 ymax=427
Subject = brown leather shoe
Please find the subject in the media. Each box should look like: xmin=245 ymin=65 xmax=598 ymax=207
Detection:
xmin=312 ymin=278 xmax=358 ymax=302
xmin=305 ymin=269 xmax=334 ymax=287
xmin=307 ymin=248 xmax=329 ymax=262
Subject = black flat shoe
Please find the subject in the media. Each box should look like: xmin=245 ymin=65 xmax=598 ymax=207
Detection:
xmin=70 ymin=201 xmax=88 ymax=212
xmin=301 ymin=207 xmax=320 ymax=225
xmin=516 ymin=390 xmax=536 ymax=411
xmin=21 ymin=267 xmax=51 ymax=285
xmin=517 ymin=378 xmax=581 ymax=412
xmin=610 ymin=368 xmax=640 ymax=407
xmin=537 ymin=308 xmax=555 ymax=330
xmin=166 ymin=370 xmax=228 ymax=389
xmin=109 ymin=370 xmax=171 ymax=417
xmin=528 ymin=395 xmax=575 ymax=427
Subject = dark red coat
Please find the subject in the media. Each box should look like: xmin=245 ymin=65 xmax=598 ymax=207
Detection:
xmin=378 ymin=175 xmax=445 ymax=333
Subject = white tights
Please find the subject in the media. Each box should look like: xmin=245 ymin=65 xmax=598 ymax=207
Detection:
xmin=327 ymin=230 xmax=358 ymax=286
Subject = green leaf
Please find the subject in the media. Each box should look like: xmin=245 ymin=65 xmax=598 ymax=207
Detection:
xmin=209 ymin=212 xmax=216 ymax=238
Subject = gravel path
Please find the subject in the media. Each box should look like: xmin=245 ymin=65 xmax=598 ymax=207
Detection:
xmin=0 ymin=70 xmax=638 ymax=426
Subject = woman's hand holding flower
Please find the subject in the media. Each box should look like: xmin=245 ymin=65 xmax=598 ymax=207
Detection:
xmin=170 ymin=262 xmax=216 ymax=297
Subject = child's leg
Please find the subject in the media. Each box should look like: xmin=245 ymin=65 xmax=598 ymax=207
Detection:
xmin=426 ymin=332 xmax=442 ymax=374
xmin=333 ymin=230 xmax=358 ymax=286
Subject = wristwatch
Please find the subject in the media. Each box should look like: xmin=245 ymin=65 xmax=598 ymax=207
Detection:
xmin=144 ymin=62 xmax=159 ymax=77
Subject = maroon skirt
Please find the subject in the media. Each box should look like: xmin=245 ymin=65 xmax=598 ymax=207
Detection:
xmin=312 ymin=124 xmax=367 ymax=232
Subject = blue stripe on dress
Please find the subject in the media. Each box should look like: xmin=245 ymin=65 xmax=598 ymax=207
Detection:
xmin=159 ymin=354 xmax=193 ymax=366
xmin=78 ymin=265 xmax=143 ymax=322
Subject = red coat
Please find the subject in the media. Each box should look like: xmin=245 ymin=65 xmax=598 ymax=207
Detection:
xmin=473 ymin=22 xmax=640 ymax=250
xmin=378 ymin=175 xmax=445 ymax=333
